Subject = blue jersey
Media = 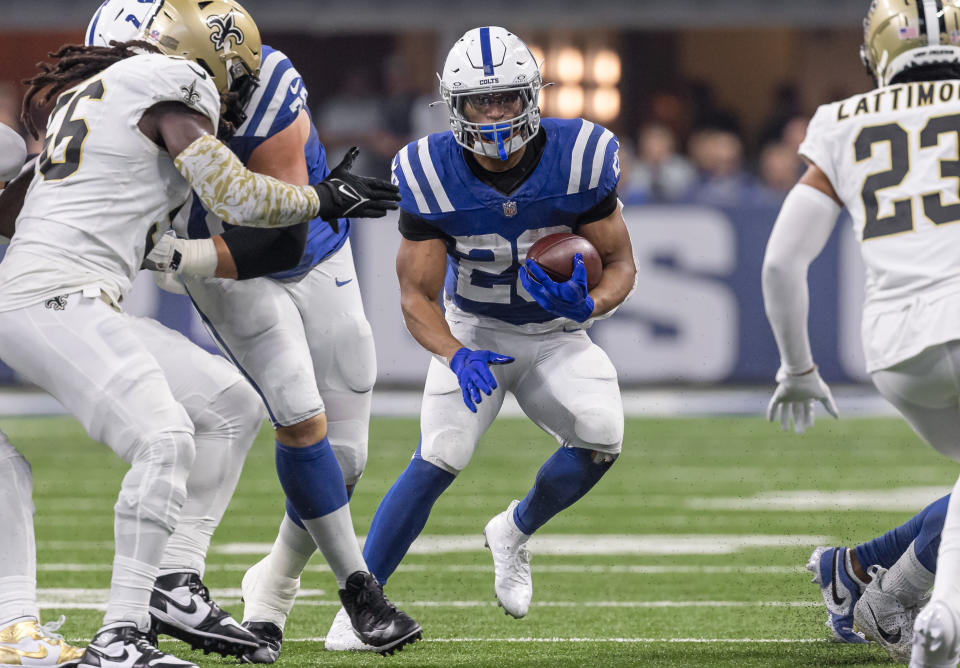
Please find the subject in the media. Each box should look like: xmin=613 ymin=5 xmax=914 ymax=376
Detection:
xmin=391 ymin=118 xmax=620 ymax=327
xmin=182 ymin=45 xmax=349 ymax=279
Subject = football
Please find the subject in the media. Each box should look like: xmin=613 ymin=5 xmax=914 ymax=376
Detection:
xmin=525 ymin=232 xmax=603 ymax=289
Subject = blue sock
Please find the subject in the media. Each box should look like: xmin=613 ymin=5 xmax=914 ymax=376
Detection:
xmin=363 ymin=449 xmax=455 ymax=586
xmin=285 ymin=479 xmax=356 ymax=530
xmin=274 ymin=438 xmax=348 ymax=521
xmin=855 ymin=494 xmax=950 ymax=571
xmin=914 ymin=494 xmax=949 ymax=572
xmin=513 ymin=447 xmax=616 ymax=535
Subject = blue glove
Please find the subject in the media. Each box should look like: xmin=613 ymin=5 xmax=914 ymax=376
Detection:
xmin=520 ymin=253 xmax=595 ymax=322
xmin=449 ymin=347 xmax=514 ymax=413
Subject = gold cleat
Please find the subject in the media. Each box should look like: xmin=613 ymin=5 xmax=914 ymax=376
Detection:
xmin=0 ymin=616 xmax=85 ymax=667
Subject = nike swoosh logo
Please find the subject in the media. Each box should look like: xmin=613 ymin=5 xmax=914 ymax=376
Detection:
xmin=154 ymin=588 xmax=200 ymax=616
xmin=187 ymin=63 xmax=208 ymax=80
xmin=868 ymin=607 xmax=901 ymax=644
xmin=335 ymin=278 xmax=353 ymax=287
xmin=831 ymin=549 xmax=847 ymax=607
xmin=92 ymin=645 xmax=130 ymax=661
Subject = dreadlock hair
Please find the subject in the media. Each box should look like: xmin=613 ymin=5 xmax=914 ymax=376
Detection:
xmin=21 ymin=40 xmax=240 ymax=141
xmin=21 ymin=40 xmax=160 ymax=140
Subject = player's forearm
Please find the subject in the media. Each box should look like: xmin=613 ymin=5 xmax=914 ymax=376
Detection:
xmin=762 ymin=259 xmax=814 ymax=373
xmin=761 ymin=183 xmax=840 ymax=373
xmin=401 ymin=291 xmax=463 ymax=362
xmin=174 ymin=135 xmax=319 ymax=229
xmin=588 ymin=257 xmax=637 ymax=317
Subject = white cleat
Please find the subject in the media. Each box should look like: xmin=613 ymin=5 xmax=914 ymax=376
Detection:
xmin=911 ymin=600 xmax=960 ymax=668
xmin=853 ymin=566 xmax=922 ymax=663
xmin=483 ymin=500 xmax=532 ymax=619
xmin=240 ymin=556 xmax=300 ymax=630
xmin=323 ymin=607 xmax=377 ymax=652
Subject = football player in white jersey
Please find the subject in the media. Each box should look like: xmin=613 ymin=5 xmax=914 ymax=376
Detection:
xmin=0 ymin=0 xmax=402 ymax=666
xmin=763 ymin=2 xmax=960 ymax=666
xmin=86 ymin=0 xmax=421 ymax=659
xmin=321 ymin=26 xmax=636 ymax=649
xmin=0 ymin=123 xmax=88 ymax=667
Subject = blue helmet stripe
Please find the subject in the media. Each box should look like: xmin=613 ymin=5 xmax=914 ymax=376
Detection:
xmin=479 ymin=27 xmax=494 ymax=76
xmin=86 ymin=2 xmax=106 ymax=46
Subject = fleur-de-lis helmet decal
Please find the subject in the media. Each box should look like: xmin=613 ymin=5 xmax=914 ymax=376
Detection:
xmin=142 ymin=0 xmax=261 ymax=100
xmin=206 ymin=12 xmax=245 ymax=52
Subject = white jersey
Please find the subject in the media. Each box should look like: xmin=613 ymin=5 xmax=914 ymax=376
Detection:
xmin=801 ymin=80 xmax=960 ymax=371
xmin=0 ymin=54 xmax=220 ymax=310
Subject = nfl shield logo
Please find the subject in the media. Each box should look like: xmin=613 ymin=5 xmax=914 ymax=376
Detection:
xmin=502 ymin=201 xmax=518 ymax=217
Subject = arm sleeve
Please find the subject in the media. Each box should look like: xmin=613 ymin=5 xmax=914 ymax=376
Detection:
xmin=575 ymin=189 xmax=619 ymax=226
xmin=0 ymin=123 xmax=26 ymax=183
xmin=174 ymin=134 xmax=320 ymax=228
xmin=761 ymin=183 xmax=842 ymax=373
xmin=398 ymin=210 xmax=450 ymax=242
xmin=798 ymin=105 xmax=839 ymax=191
xmin=220 ymin=223 xmax=308 ymax=279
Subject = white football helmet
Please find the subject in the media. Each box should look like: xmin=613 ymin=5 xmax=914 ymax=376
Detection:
xmin=85 ymin=0 xmax=159 ymax=47
xmin=440 ymin=26 xmax=542 ymax=161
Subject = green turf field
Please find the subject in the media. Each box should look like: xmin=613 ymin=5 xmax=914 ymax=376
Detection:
xmin=6 ymin=413 xmax=957 ymax=667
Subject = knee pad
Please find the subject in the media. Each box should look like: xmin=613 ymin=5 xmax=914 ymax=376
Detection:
xmin=913 ymin=600 xmax=960 ymax=667
xmin=333 ymin=313 xmax=377 ymax=393
xmin=328 ymin=425 xmax=368 ymax=486
xmin=420 ymin=427 xmax=476 ymax=474
xmin=574 ymin=405 xmax=623 ymax=454
xmin=116 ymin=431 xmax=195 ymax=533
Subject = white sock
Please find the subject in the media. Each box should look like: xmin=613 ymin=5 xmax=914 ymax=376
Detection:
xmin=0 ymin=440 xmax=39 ymax=625
xmin=103 ymin=556 xmax=160 ymax=632
xmin=161 ymin=382 xmax=259 ymax=576
xmin=884 ymin=540 xmax=935 ymax=607
xmin=276 ymin=514 xmax=317 ymax=574
xmin=302 ymin=505 xmax=366 ymax=588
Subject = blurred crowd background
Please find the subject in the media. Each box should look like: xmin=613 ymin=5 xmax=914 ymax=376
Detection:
xmin=0 ymin=0 xmax=871 ymax=208
xmin=0 ymin=1 xmax=881 ymax=387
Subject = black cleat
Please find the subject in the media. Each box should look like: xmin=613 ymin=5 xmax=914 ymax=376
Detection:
xmin=239 ymin=621 xmax=282 ymax=664
xmin=338 ymin=571 xmax=422 ymax=656
xmin=149 ymin=571 xmax=260 ymax=658
xmin=79 ymin=624 xmax=197 ymax=668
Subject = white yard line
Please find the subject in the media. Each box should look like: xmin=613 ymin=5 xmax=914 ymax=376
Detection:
xmin=283 ymin=637 xmax=827 ymax=643
xmin=37 ymin=589 xmax=820 ymax=610
xmin=212 ymin=534 xmax=832 ymax=556
xmin=38 ymin=563 xmax=805 ymax=575
xmin=689 ymin=486 xmax=952 ymax=512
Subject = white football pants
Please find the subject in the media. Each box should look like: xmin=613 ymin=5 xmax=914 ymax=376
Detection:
xmin=420 ymin=320 xmax=624 ymax=475
xmin=871 ymin=339 xmax=960 ymax=646
xmin=182 ymin=240 xmax=375 ymax=485
xmin=0 ymin=292 xmax=259 ymax=630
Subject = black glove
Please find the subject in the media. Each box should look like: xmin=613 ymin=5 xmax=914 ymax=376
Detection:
xmin=312 ymin=147 xmax=401 ymax=231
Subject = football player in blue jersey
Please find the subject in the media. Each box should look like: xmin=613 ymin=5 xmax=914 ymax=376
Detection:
xmin=87 ymin=0 xmax=419 ymax=660
xmin=322 ymin=25 xmax=637 ymax=650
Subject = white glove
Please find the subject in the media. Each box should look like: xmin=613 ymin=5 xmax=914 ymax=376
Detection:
xmin=766 ymin=365 xmax=839 ymax=434
xmin=143 ymin=230 xmax=217 ymax=277
xmin=153 ymin=270 xmax=187 ymax=295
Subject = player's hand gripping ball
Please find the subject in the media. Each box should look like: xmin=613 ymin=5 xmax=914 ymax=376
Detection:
xmin=525 ymin=233 xmax=602 ymax=289
xmin=521 ymin=233 xmax=602 ymax=322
